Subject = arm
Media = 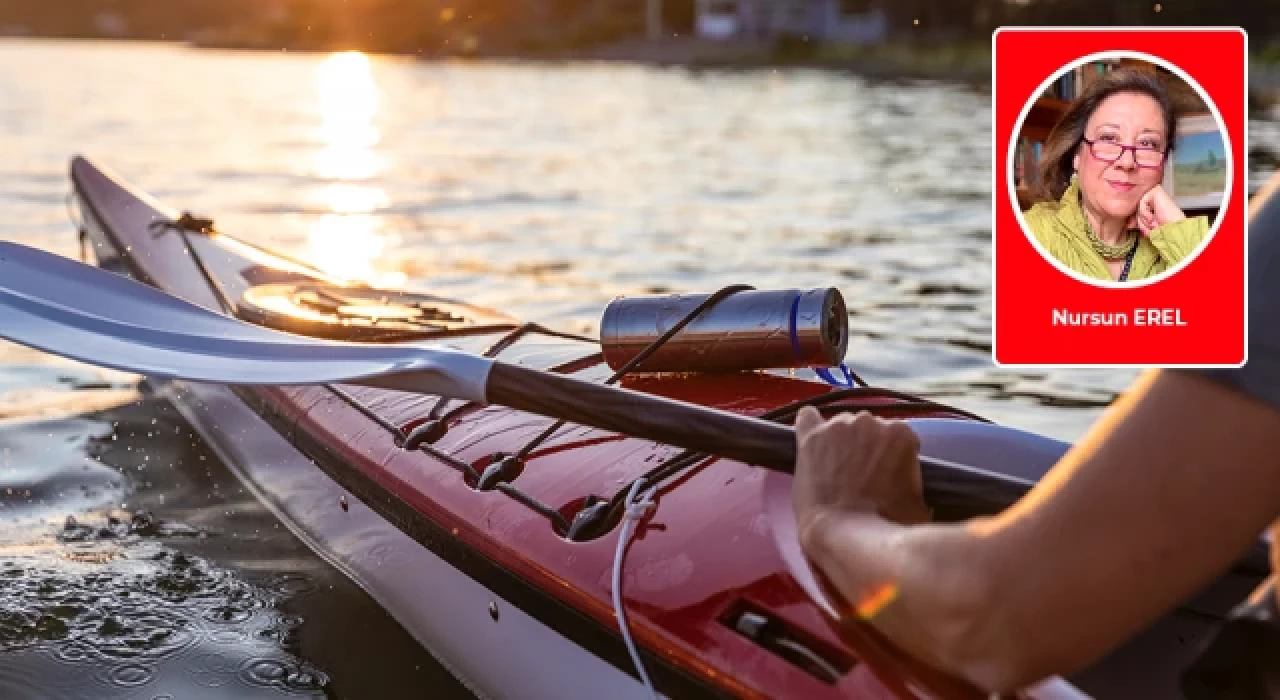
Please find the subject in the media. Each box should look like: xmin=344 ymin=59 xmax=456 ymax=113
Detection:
xmin=1147 ymin=216 xmax=1209 ymax=265
xmin=794 ymin=369 xmax=1280 ymax=692
xmin=1135 ymin=184 xmax=1209 ymax=264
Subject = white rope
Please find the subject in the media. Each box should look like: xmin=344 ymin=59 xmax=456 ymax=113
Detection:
xmin=612 ymin=478 xmax=660 ymax=700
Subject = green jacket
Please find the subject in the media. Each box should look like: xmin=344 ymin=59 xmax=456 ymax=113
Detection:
xmin=1023 ymin=179 xmax=1209 ymax=282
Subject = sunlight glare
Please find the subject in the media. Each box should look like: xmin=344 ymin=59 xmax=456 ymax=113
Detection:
xmin=314 ymin=51 xmax=384 ymax=180
xmin=306 ymin=214 xmax=406 ymax=288
xmin=306 ymin=51 xmax=400 ymax=286
xmin=313 ymin=182 xmax=390 ymax=215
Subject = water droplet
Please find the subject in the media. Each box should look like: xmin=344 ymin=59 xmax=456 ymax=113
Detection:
xmin=202 ymin=605 xmax=253 ymax=624
xmin=53 ymin=640 xmax=94 ymax=664
xmin=284 ymin=667 xmax=329 ymax=692
xmin=207 ymin=629 xmax=245 ymax=645
xmin=107 ymin=662 xmax=153 ymax=687
xmin=269 ymin=574 xmax=315 ymax=596
xmin=241 ymin=657 xmax=289 ymax=686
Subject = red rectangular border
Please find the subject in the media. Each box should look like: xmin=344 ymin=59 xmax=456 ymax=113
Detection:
xmin=992 ymin=28 xmax=1247 ymax=368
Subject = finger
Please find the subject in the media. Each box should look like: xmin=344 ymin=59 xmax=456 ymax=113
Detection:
xmin=888 ymin=420 xmax=922 ymax=453
xmin=1140 ymin=188 xmax=1156 ymax=213
xmin=794 ymin=405 xmax=825 ymax=438
xmin=1138 ymin=210 xmax=1152 ymax=236
xmin=1141 ymin=193 xmax=1159 ymax=229
xmin=1131 ymin=194 xmax=1148 ymax=228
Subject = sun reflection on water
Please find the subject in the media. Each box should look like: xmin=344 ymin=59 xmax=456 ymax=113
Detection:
xmin=312 ymin=182 xmax=390 ymax=215
xmin=307 ymin=214 xmax=387 ymax=280
xmin=307 ymin=51 xmax=402 ymax=286
xmin=315 ymin=51 xmax=382 ymax=180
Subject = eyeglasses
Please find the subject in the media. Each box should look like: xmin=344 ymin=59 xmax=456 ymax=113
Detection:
xmin=1082 ymin=137 xmax=1168 ymax=169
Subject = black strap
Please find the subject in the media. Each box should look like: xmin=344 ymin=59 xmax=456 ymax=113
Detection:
xmin=1117 ymin=240 xmax=1139 ymax=282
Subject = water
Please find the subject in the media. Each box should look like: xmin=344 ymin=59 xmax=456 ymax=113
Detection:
xmin=0 ymin=39 xmax=1277 ymax=698
xmin=0 ymin=390 xmax=469 ymax=699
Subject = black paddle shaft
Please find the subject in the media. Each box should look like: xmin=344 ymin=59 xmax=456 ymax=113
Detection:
xmin=487 ymin=363 xmax=1031 ymax=518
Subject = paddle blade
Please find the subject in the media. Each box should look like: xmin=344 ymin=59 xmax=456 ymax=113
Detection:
xmin=0 ymin=242 xmax=491 ymax=402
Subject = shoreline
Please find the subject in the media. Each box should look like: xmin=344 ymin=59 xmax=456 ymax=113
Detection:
xmin=8 ymin=34 xmax=1280 ymax=99
xmin=0 ymin=34 xmax=995 ymax=85
xmin=5 ymin=34 xmax=1280 ymax=105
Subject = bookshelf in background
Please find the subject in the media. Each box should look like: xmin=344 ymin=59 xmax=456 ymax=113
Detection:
xmin=1013 ymin=59 xmax=1220 ymax=220
xmin=1015 ymin=59 xmax=1121 ymax=209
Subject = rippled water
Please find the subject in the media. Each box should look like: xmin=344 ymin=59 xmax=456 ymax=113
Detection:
xmin=0 ymin=390 xmax=467 ymax=699
xmin=1 ymin=39 xmax=1278 ymax=698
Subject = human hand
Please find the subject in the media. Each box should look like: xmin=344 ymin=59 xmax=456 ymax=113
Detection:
xmin=792 ymin=407 xmax=930 ymax=547
xmin=1134 ymin=185 xmax=1186 ymax=236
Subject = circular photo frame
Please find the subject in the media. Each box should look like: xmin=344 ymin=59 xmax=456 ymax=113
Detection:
xmin=1007 ymin=50 xmax=1232 ymax=289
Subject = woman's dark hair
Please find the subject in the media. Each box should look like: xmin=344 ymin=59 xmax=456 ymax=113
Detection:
xmin=1034 ymin=67 xmax=1177 ymax=203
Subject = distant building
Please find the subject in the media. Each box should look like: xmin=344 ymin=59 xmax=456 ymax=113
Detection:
xmin=93 ymin=13 xmax=129 ymax=38
xmin=695 ymin=0 xmax=887 ymax=43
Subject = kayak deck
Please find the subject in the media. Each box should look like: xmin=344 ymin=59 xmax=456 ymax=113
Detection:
xmin=70 ymin=155 xmax=1262 ymax=699
xmin=73 ymin=155 xmax=999 ymax=698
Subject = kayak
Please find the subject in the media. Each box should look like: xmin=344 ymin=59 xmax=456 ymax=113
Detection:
xmin=66 ymin=156 xmax=1263 ymax=699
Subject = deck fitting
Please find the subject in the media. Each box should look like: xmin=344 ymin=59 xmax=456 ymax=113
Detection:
xmin=476 ymin=455 xmax=524 ymax=491
xmin=403 ymin=419 xmax=448 ymax=449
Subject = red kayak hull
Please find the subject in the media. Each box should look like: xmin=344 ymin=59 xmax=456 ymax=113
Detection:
xmin=74 ymin=155 xmax=1244 ymax=699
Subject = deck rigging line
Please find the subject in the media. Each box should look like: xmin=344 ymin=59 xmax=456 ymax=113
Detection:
xmin=150 ymin=213 xmax=577 ymax=533
xmin=143 ymin=211 xmax=990 ymax=544
xmin=511 ymin=284 xmax=756 ymax=462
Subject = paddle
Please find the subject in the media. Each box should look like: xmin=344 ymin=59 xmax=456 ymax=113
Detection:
xmin=0 ymin=241 xmax=1032 ymax=516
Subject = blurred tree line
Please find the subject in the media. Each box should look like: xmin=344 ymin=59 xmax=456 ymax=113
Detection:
xmin=0 ymin=0 xmax=627 ymax=53
xmin=0 ymin=0 xmax=1277 ymax=55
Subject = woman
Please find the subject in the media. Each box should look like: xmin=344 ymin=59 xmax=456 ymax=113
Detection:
xmin=791 ymin=174 xmax=1280 ymax=694
xmin=1023 ymin=68 xmax=1210 ymax=282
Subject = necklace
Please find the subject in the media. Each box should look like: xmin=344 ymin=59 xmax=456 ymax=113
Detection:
xmin=1083 ymin=216 xmax=1138 ymax=260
